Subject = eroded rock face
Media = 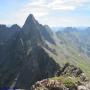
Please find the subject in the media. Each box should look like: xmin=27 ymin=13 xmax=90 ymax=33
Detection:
xmin=15 ymin=46 xmax=60 ymax=89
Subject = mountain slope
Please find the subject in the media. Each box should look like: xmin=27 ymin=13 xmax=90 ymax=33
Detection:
xmin=54 ymin=27 xmax=90 ymax=77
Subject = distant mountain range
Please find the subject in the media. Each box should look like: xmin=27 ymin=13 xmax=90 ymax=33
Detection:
xmin=0 ymin=14 xmax=90 ymax=89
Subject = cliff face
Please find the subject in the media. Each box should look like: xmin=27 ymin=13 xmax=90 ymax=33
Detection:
xmin=15 ymin=46 xmax=60 ymax=89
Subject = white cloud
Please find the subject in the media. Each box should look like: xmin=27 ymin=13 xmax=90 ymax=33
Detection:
xmin=17 ymin=0 xmax=89 ymax=20
xmin=11 ymin=0 xmax=50 ymax=25
xmin=0 ymin=0 xmax=90 ymax=26
xmin=21 ymin=0 xmax=50 ymax=17
xmin=48 ymin=0 xmax=89 ymax=11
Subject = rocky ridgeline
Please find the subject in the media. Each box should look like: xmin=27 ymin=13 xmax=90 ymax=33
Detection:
xmin=31 ymin=63 xmax=90 ymax=90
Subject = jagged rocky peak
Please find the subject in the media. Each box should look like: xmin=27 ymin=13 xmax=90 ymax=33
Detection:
xmin=0 ymin=24 xmax=8 ymax=30
xmin=0 ymin=24 xmax=20 ymax=31
xmin=15 ymin=46 xmax=60 ymax=89
xmin=22 ymin=14 xmax=40 ymax=32
xmin=21 ymin=14 xmax=56 ymax=46
xmin=23 ymin=14 xmax=39 ymax=28
xmin=21 ymin=14 xmax=44 ymax=46
xmin=10 ymin=24 xmax=21 ymax=30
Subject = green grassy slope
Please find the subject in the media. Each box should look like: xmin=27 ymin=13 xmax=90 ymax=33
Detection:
xmin=43 ymin=31 xmax=90 ymax=77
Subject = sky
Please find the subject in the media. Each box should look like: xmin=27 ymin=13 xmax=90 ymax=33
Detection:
xmin=0 ymin=0 xmax=90 ymax=27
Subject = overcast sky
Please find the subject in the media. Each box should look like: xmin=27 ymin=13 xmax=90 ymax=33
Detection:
xmin=0 ymin=0 xmax=90 ymax=27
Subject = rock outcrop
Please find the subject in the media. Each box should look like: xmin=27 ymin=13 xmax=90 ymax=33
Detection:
xmin=31 ymin=63 xmax=90 ymax=90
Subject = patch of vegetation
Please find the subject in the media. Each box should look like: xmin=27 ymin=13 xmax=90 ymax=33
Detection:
xmin=51 ymin=76 xmax=80 ymax=89
xmin=64 ymin=77 xmax=77 ymax=89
